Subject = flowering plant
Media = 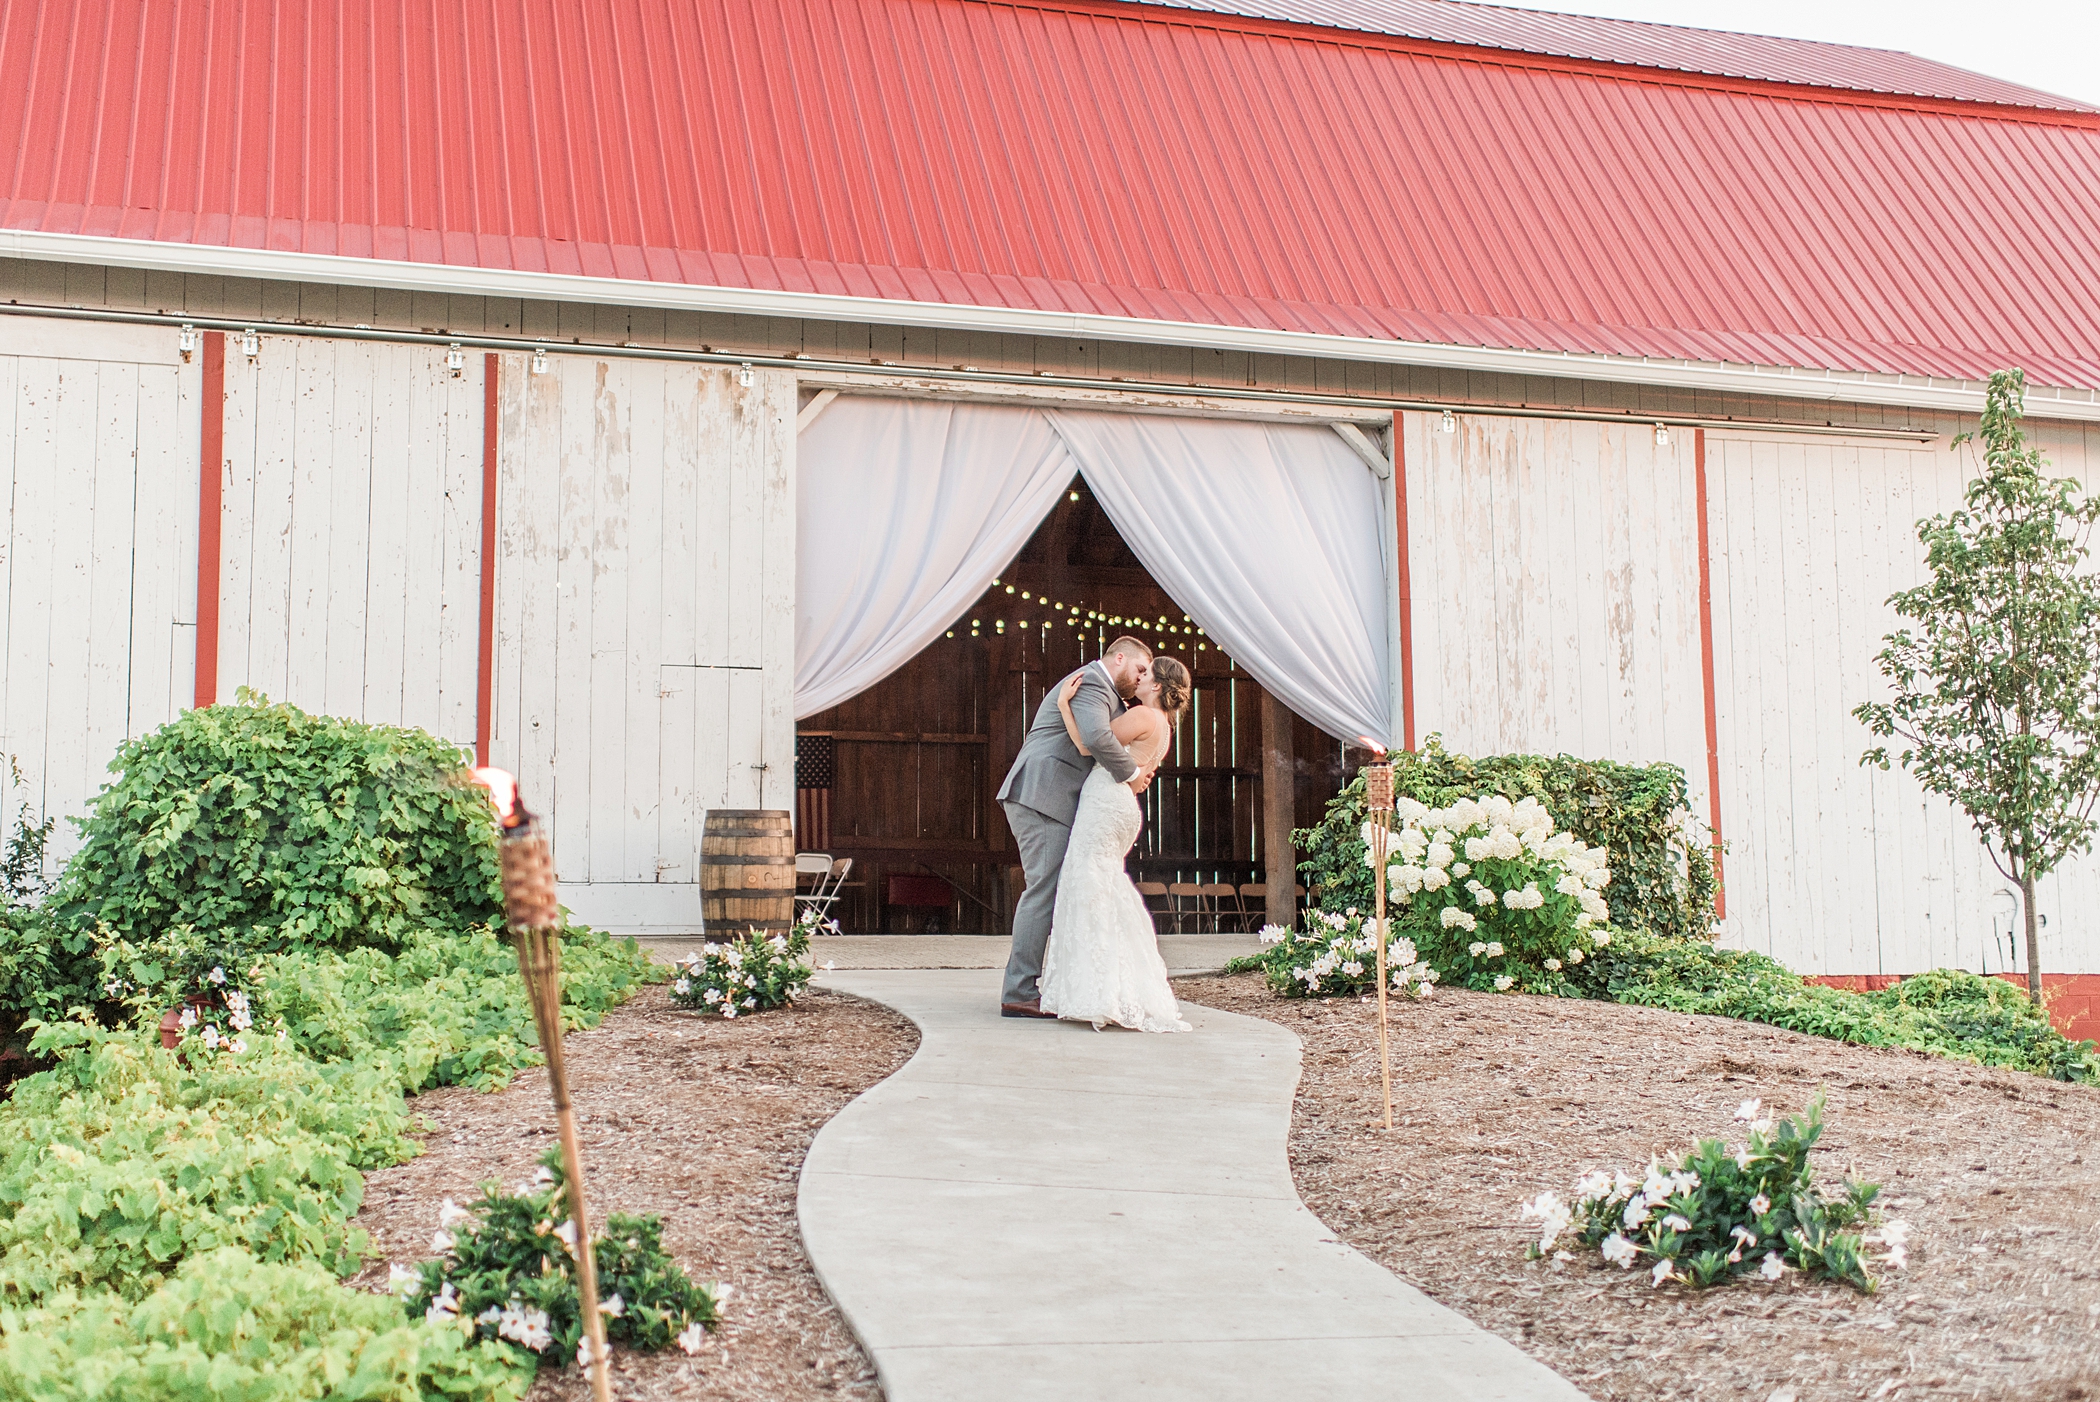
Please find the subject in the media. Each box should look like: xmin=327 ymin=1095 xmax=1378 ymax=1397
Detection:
xmin=669 ymin=908 xmax=823 ymax=1017
xmin=1521 ymin=1095 xmax=1905 ymax=1292
xmin=400 ymin=1148 xmax=720 ymax=1368
xmin=1256 ymin=916 xmax=1439 ymax=999
xmin=1366 ymin=793 xmax=1616 ymax=994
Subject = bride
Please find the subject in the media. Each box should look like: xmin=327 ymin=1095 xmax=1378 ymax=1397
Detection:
xmin=1039 ymin=655 xmax=1194 ymax=1033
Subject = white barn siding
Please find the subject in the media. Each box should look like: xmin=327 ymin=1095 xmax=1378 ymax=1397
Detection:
xmin=1705 ymin=429 xmax=2100 ymax=976
xmin=1405 ymin=409 xmax=2100 ymax=975
xmin=490 ymin=355 xmax=794 ymax=934
xmin=1405 ymin=410 xmax=1711 ymax=819
xmin=216 ymin=335 xmax=484 ymax=750
xmin=0 ymin=315 xmax=196 ymax=872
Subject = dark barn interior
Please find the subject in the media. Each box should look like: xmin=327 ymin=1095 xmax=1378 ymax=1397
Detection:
xmin=794 ymin=476 xmax=1362 ymax=934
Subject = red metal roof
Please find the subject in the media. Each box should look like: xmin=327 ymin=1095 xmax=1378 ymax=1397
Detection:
xmin=1134 ymin=0 xmax=2098 ymax=111
xmin=4 ymin=0 xmax=2099 ymax=391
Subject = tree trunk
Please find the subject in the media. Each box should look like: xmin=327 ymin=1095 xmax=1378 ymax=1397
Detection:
xmin=2021 ymin=866 xmax=2043 ymax=1004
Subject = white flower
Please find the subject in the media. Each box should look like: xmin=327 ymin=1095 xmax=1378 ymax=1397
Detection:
xmin=1440 ymin=907 xmax=1477 ymax=932
xmin=438 ymin=1198 xmax=471 ymax=1230
xmin=1259 ymin=924 xmax=1289 ymax=945
xmin=1415 ymin=981 xmax=1435 ymax=998
xmin=1730 ymin=1225 xmax=1758 ymax=1252
xmin=1651 ymin=1258 xmax=1676 ymax=1287
xmin=1555 ymin=873 xmax=1585 ymax=897
xmin=1421 ymin=866 xmax=1451 ymax=891
xmin=1622 ymin=1198 xmax=1650 ymax=1230
xmin=826 ymin=919 xmax=842 ymax=933
xmin=1878 ymin=1220 xmax=1911 ymax=1269
xmin=199 ymin=1025 xmax=221 ymax=1050
xmin=553 ymin=1219 xmax=580 ymax=1255
xmin=1469 ymin=941 xmax=1487 ymax=956
xmin=1544 ymin=958 xmax=1561 ymax=972
xmin=821 ymin=959 xmax=838 ymax=971
xmin=1565 ymin=947 xmax=1583 ymax=965
xmin=425 ymin=1282 xmax=460 ymax=1324
xmin=1450 ymin=861 xmax=1471 ymax=878
xmin=228 ymin=1037 xmax=247 ymax=1054
xmin=1521 ymin=1192 xmax=1573 ymax=1252
xmin=1662 ymin=1214 xmax=1691 ymax=1233
xmin=722 ymin=1005 xmax=738 ymax=1019
xmin=1485 ymin=942 xmax=1503 ymax=957
xmin=1464 ymin=836 xmax=1491 ymax=862
xmin=743 ymin=996 xmax=757 ymax=1008
xmin=1601 ymin=1232 xmax=1639 ymax=1268
xmin=178 ymin=1006 xmax=197 ymax=1029
xmin=498 ymin=1302 xmax=554 ymax=1352
xmin=1573 ymin=1171 xmax=1613 ymax=1202
xmin=673 ymin=978 xmax=691 ymax=994
xmin=1341 ymin=960 xmax=1363 ymax=977
xmin=676 ymin=1321 xmax=707 ymax=1354
xmin=1749 ymin=1194 xmax=1771 ymax=1217
xmin=1494 ymin=975 xmax=1514 ymax=991
xmin=1760 ymin=1251 xmax=1786 ymax=1281
xmin=1590 ymin=929 xmax=1610 ymax=947
xmin=576 ymin=1336 xmax=602 ymax=1369
xmin=431 ymin=1228 xmax=456 ymax=1253
xmin=387 ymin=1263 xmax=420 ymax=1295
xmin=534 ymin=1166 xmax=557 ymax=1187
xmin=600 ymin=1293 xmax=625 ymax=1317
xmin=1734 ymin=1099 xmax=1762 ymax=1123
xmin=208 ymin=966 xmax=226 ymax=985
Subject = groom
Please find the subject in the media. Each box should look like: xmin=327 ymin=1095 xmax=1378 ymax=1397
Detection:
xmin=995 ymin=636 xmax=1154 ymax=1017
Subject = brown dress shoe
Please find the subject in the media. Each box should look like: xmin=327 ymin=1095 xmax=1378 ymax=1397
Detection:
xmin=1000 ymin=1001 xmax=1058 ymax=1019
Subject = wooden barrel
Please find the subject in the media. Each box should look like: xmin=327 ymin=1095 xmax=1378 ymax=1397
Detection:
xmin=701 ymin=809 xmax=796 ymax=934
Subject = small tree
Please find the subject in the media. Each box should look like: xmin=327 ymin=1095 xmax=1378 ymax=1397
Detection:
xmin=1856 ymin=369 xmax=2100 ymax=1002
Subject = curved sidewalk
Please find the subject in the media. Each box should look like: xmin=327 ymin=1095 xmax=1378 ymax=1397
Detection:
xmin=798 ymin=969 xmax=1588 ymax=1401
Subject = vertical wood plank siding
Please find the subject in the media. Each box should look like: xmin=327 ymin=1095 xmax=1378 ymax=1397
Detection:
xmin=1407 ymin=412 xmax=2100 ymax=974
xmin=0 ymin=314 xmax=197 ymax=874
xmin=491 ymin=355 xmax=795 ymax=934
xmin=216 ymin=336 xmax=482 ymax=750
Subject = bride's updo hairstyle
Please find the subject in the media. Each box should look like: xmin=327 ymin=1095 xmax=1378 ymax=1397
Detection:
xmin=1150 ymin=656 xmax=1192 ymax=724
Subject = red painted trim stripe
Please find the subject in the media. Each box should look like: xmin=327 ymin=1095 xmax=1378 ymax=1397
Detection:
xmin=1394 ymin=410 xmax=1416 ymax=754
xmin=193 ymin=331 xmax=224 ymax=710
xmin=476 ymin=354 xmax=499 ymax=766
xmin=1694 ymin=428 xmax=1726 ymax=922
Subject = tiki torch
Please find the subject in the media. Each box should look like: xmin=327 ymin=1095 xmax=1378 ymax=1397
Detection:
xmin=472 ymin=769 xmax=614 ymax=1402
xmin=1364 ymin=763 xmax=1395 ymax=1131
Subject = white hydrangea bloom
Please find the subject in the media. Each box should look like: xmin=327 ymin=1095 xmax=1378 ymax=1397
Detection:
xmin=1493 ymin=975 xmax=1515 ymax=991
xmin=1440 ymin=907 xmax=1477 ymax=931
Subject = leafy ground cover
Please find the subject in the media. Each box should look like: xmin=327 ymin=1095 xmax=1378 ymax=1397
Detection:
xmin=0 ymin=697 xmax=678 ymax=1400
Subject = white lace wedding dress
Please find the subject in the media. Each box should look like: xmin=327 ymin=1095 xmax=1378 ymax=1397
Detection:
xmin=1040 ymin=734 xmax=1192 ymax=1033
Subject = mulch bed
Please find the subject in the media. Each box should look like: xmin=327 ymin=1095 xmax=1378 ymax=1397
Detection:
xmin=1182 ymin=972 xmax=2100 ymax=1402
xmin=347 ymin=983 xmax=918 ymax=1401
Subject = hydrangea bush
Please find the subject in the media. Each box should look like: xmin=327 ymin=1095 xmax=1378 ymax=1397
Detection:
xmin=400 ymin=1149 xmax=719 ymax=1371
xmin=1522 ymin=1096 xmax=1906 ymax=1292
xmin=1254 ymin=793 xmax=1616 ymax=998
xmin=670 ymin=910 xmax=822 ymax=1017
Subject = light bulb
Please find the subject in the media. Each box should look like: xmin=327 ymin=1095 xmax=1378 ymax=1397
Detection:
xmin=1069 ymin=490 xmax=1080 ymax=501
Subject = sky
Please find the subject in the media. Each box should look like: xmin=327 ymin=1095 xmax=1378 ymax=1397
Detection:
xmin=1487 ymin=0 xmax=2099 ymax=105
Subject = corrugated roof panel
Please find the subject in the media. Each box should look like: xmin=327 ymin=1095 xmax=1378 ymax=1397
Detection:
xmin=1 ymin=0 xmax=2098 ymax=390
xmin=1128 ymin=0 xmax=2097 ymax=111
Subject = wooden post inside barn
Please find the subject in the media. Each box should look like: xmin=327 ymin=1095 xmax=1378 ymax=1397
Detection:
xmin=1262 ymin=689 xmax=1296 ymax=932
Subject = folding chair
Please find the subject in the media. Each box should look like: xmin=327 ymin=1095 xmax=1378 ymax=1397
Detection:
xmin=1166 ymin=882 xmax=1206 ymax=934
xmin=1201 ymin=882 xmax=1242 ymax=933
xmin=1238 ymin=882 xmax=1270 ymax=931
xmin=795 ymin=852 xmax=849 ymax=924
xmin=1135 ymin=881 xmax=1173 ymax=935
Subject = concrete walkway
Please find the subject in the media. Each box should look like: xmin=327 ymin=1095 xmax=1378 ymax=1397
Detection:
xmin=639 ymin=932 xmax=1263 ymax=975
xmin=798 ymin=969 xmax=1589 ymax=1401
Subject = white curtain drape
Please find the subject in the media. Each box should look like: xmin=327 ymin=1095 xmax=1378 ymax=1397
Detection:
xmin=795 ymin=395 xmax=1393 ymax=746
xmin=795 ymin=397 xmax=1075 ymax=718
xmin=1049 ymin=409 xmax=1392 ymax=747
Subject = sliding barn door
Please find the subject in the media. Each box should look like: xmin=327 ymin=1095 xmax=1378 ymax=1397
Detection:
xmin=0 ymin=314 xmax=197 ymax=874
xmin=491 ymin=355 xmax=794 ymax=934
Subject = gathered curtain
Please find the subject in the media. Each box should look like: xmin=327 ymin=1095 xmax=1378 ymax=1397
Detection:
xmin=795 ymin=395 xmax=1392 ymax=746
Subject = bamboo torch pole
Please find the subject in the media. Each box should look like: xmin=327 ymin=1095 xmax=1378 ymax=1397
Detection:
xmin=474 ymin=769 xmax=614 ymax=1402
xmin=1365 ymin=763 xmax=1395 ymax=1131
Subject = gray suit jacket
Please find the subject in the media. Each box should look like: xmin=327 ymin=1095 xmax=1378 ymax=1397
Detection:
xmin=996 ymin=661 xmax=1137 ymax=825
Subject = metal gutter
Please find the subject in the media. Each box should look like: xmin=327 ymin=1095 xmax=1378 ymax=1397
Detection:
xmin=0 ymin=297 xmax=1943 ymax=442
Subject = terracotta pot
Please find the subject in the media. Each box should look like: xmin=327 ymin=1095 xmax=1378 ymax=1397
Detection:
xmin=158 ymin=1007 xmax=185 ymax=1049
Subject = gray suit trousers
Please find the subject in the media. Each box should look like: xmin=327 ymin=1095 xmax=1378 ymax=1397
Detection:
xmin=1002 ymin=799 xmax=1071 ymax=1005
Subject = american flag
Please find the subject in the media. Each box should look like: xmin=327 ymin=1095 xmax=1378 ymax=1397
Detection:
xmin=795 ymin=734 xmax=834 ymax=852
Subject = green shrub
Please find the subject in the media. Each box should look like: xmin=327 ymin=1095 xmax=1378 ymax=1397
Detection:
xmin=402 ymin=1149 xmax=717 ymax=1370
xmin=1526 ymin=1096 xmax=1903 ymax=1292
xmin=53 ymin=694 xmax=502 ymax=958
xmin=1295 ymin=738 xmax=1716 ymax=944
xmin=0 ymin=1247 xmax=527 ymax=1401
